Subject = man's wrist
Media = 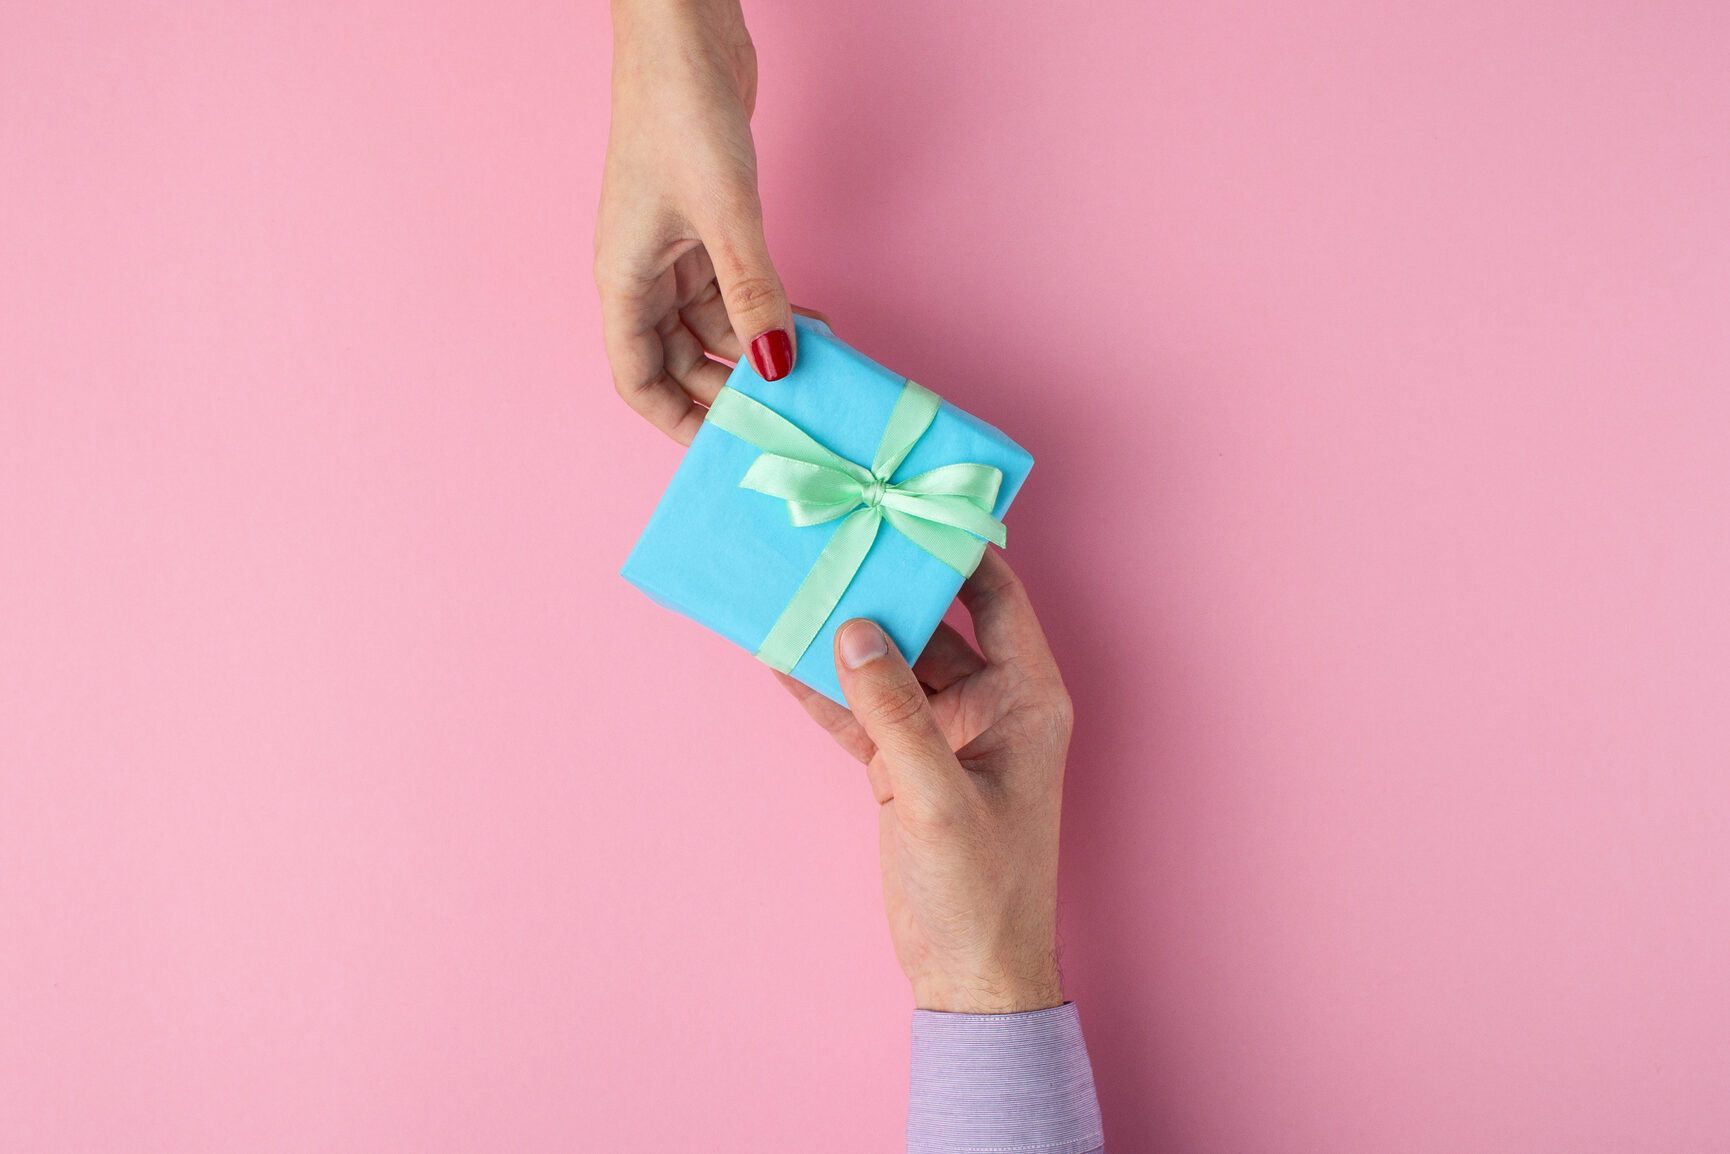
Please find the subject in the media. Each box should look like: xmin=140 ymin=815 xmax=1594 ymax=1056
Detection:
xmin=611 ymin=0 xmax=750 ymax=75
xmin=912 ymin=961 xmax=1064 ymax=1015
xmin=612 ymin=0 xmax=743 ymax=30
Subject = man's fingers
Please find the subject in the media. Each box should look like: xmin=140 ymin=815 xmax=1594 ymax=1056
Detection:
xmin=773 ymin=671 xmax=876 ymax=765
xmin=834 ymin=620 xmax=968 ymax=818
xmin=703 ymin=198 xmax=795 ymax=381
xmin=912 ymin=623 xmax=984 ymax=693
xmin=958 ymin=549 xmax=1061 ymax=677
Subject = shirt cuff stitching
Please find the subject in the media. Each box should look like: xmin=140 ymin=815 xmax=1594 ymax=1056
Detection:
xmin=913 ymin=1133 xmax=1104 ymax=1154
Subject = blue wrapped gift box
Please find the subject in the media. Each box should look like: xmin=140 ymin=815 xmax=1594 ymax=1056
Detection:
xmin=621 ymin=316 xmax=1033 ymax=705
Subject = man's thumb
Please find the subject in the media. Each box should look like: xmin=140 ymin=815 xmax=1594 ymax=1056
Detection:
xmin=834 ymin=620 xmax=966 ymax=816
xmin=707 ymin=201 xmax=795 ymax=381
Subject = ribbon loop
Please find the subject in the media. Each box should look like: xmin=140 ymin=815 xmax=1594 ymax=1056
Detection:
xmin=705 ymin=379 xmax=1008 ymax=674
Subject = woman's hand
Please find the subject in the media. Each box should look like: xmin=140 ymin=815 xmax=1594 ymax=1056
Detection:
xmin=595 ymin=0 xmax=795 ymax=444
xmin=780 ymin=551 xmax=1075 ymax=1014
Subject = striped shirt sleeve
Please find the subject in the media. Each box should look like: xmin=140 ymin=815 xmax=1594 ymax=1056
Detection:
xmin=907 ymin=1003 xmax=1105 ymax=1154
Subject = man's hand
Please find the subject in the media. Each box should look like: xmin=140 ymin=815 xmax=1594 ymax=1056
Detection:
xmin=780 ymin=550 xmax=1074 ymax=1014
xmin=595 ymin=0 xmax=795 ymax=444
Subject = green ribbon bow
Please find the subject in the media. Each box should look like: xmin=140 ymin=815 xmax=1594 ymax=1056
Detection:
xmin=705 ymin=380 xmax=1007 ymax=674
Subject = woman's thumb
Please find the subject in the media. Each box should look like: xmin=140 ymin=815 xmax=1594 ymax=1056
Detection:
xmin=707 ymin=200 xmax=795 ymax=381
xmin=834 ymin=621 xmax=967 ymax=818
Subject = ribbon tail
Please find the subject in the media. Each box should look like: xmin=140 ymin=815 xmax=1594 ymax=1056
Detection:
xmin=755 ymin=507 xmax=883 ymax=674
xmin=894 ymin=462 xmax=1003 ymax=507
xmin=882 ymin=492 xmax=1007 ymax=547
xmin=881 ymin=508 xmax=991 ymax=576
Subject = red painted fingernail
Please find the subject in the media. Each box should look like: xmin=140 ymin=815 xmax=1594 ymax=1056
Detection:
xmin=748 ymin=328 xmax=794 ymax=381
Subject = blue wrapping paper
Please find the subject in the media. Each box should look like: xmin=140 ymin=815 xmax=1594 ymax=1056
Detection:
xmin=621 ymin=316 xmax=1033 ymax=705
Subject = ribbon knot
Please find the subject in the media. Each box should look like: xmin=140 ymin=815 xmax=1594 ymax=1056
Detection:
xmin=704 ymin=380 xmax=1008 ymax=674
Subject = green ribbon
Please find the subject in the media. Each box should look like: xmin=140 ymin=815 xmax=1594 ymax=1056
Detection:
xmin=705 ymin=380 xmax=1007 ymax=674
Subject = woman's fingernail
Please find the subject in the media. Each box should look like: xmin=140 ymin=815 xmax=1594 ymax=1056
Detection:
xmin=837 ymin=620 xmax=889 ymax=670
xmin=749 ymin=328 xmax=794 ymax=381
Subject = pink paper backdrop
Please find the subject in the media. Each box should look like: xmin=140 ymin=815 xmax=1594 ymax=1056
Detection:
xmin=5 ymin=2 xmax=1729 ymax=1150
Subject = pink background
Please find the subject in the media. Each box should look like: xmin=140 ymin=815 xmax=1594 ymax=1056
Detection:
xmin=4 ymin=2 xmax=1729 ymax=1150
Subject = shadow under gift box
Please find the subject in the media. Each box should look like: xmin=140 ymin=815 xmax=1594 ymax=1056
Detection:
xmin=621 ymin=316 xmax=1034 ymax=706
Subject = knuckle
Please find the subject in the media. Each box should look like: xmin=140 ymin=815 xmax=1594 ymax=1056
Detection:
xmin=611 ymin=369 xmax=665 ymax=411
xmin=866 ymin=677 xmax=929 ymax=731
xmin=593 ymin=254 xmax=633 ymax=300
xmin=1047 ymin=685 xmax=1076 ymax=733
xmin=721 ymin=273 xmax=783 ymax=320
xmin=1004 ymin=672 xmax=1074 ymax=743
xmin=867 ymin=672 xmax=932 ymax=728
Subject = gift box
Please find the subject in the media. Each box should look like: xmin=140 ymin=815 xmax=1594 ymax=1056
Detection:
xmin=621 ymin=316 xmax=1033 ymax=705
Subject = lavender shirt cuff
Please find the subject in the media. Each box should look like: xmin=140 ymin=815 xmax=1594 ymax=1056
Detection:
xmin=907 ymin=1003 xmax=1105 ymax=1154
